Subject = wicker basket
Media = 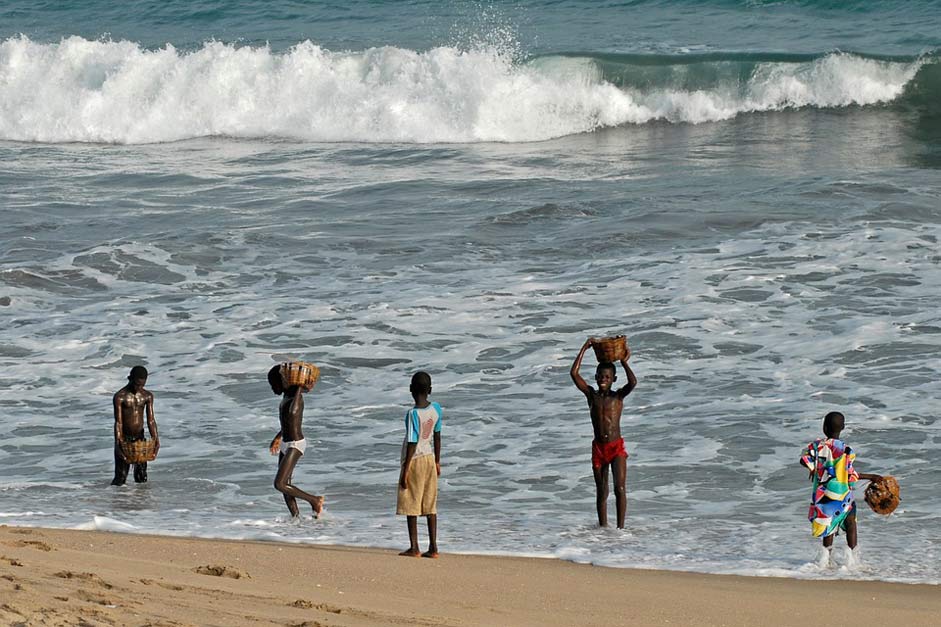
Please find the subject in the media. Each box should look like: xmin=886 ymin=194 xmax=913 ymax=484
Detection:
xmin=592 ymin=336 xmax=628 ymax=362
xmin=120 ymin=439 xmax=157 ymax=464
xmin=864 ymin=475 xmax=900 ymax=515
xmin=280 ymin=361 xmax=320 ymax=390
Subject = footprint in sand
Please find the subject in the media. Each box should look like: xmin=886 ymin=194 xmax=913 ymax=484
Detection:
xmin=312 ymin=603 xmax=343 ymax=614
xmin=1 ymin=575 xmax=24 ymax=591
xmin=76 ymin=589 xmax=118 ymax=607
xmin=54 ymin=571 xmax=114 ymax=589
xmin=1 ymin=556 xmax=23 ymax=566
xmin=193 ymin=565 xmax=249 ymax=579
xmin=5 ymin=540 xmax=54 ymax=552
xmin=139 ymin=578 xmax=185 ymax=591
xmin=290 ymin=600 xmax=343 ymax=615
xmin=0 ymin=603 xmax=27 ymax=623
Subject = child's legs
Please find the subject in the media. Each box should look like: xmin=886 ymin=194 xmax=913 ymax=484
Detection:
xmin=611 ymin=456 xmax=627 ymax=528
xmin=274 ymin=449 xmax=322 ymax=516
xmin=282 ymin=492 xmax=298 ymax=517
xmin=276 ymin=452 xmax=299 ymax=517
xmin=112 ymin=444 xmax=129 ymax=486
xmin=133 ymin=461 xmax=148 ymax=483
xmin=426 ymin=514 xmax=437 ymax=551
xmin=404 ymin=515 xmax=419 ymax=553
xmin=844 ymin=513 xmax=858 ymax=549
xmin=592 ymin=463 xmax=610 ymax=526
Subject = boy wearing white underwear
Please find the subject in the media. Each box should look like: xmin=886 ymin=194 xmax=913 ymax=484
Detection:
xmin=397 ymin=371 xmax=442 ymax=558
xmin=268 ymin=365 xmax=323 ymax=518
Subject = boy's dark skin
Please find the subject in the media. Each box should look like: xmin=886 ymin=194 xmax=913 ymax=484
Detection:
xmin=268 ymin=366 xmax=323 ymax=518
xmin=112 ymin=366 xmax=159 ymax=486
xmin=814 ymin=412 xmax=881 ymax=551
xmin=398 ymin=373 xmax=441 ymax=558
xmin=571 ymin=338 xmax=637 ymax=529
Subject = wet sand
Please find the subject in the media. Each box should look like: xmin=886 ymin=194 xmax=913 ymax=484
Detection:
xmin=1 ymin=525 xmax=938 ymax=626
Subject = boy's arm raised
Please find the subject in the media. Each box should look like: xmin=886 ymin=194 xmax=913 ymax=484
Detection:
xmin=617 ymin=352 xmax=637 ymax=399
xmin=570 ymin=338 xmax=594 ymax=396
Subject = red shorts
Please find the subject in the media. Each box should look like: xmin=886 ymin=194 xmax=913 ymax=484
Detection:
xmin=592 ymin=437 xmax=628 ymax=469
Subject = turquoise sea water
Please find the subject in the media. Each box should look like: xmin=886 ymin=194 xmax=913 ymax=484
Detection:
xmin=1 ymin=1 xmax=939 ymax=583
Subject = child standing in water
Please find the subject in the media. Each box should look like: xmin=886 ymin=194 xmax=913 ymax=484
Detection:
xmin=397 ymin=371 xmax=442 ymax=558
xmin=800 ymin=411 xmax=882 ymax=567
xmin=571 ymin=338 xmax=637 ymax=529
xmin=268 ymin=365 xmax=324 ymax=519
xmin=112 ymin=365 xmax=159 ymax=486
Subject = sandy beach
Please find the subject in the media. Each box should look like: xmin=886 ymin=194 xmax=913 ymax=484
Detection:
xmin=1 ymin=525 xmax=938 ymax=627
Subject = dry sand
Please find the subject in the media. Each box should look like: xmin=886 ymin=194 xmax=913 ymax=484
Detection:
xmin=1 ymin=525 xmax=938 ymax=626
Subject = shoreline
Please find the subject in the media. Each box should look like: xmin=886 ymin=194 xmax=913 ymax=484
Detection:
xmin=5 ymin=520 xmax=935 ymax=586
xmin=2 ymin=525 xmax=940 ymax=626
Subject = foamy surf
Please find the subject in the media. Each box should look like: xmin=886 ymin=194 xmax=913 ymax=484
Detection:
xmin=0 ymin=36 xmax=932 ymax=144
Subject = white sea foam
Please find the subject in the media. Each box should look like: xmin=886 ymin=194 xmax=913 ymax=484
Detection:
xmin=0 ymin=482 xmax=84 ymax=491
xmin=0 ymin=121 xmax=938 ymax=584
xmin=0 ymin=36 xmax=925 ymax=144
xmin=73 ymin=516 xmax=139 ymax=531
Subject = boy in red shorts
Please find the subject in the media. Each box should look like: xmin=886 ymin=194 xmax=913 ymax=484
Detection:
xmin=571 ymin=338 xmax=637 ymax=528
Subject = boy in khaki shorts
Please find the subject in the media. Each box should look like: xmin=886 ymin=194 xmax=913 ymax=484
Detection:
xmin=397 ymin=371 xmax=442 ymax=558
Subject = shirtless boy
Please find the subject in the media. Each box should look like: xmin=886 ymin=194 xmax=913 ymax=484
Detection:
xmin=112 ymin=365 xmax=159 ymax=486
xmin=570 ymin=338 xmax=637 ymax=528
xmin=268 ymin=365 xmax=324 ymax=519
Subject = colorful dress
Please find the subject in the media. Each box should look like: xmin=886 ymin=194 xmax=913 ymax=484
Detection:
xmin=799 ymin=438 xmax=859 ymax=537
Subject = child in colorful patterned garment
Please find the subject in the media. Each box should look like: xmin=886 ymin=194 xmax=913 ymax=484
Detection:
xmin=570 ymin=338 xmax=637 ymax=529
xmin=396 ymin=371 xmax=442 ymax=558
xmin=800 ymin=411 xmax=882 ymax=566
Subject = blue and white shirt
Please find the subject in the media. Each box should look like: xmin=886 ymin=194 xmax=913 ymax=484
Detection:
xmin=402 ymin=402 xmax=442 ymax=459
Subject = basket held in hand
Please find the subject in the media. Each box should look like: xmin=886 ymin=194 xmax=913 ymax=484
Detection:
xmin=592 ymin=336 xmax=628 ymax=362
xmin=121 ymin=439 xmax=157 ymax=464
xmin=864 ymin=475 xmax=900 ymax=515
xmin=280 ymin=361 xmax=320 ymax=390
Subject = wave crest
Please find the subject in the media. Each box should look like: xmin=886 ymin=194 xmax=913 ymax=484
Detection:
xmin=0 ymin=36 xmax=934 ymax=144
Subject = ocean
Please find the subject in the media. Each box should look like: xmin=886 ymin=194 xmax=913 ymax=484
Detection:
xmin=1 ymin=0 xmax=939 ymax=584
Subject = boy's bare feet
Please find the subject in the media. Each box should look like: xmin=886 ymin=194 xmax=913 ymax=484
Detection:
xmin=310 ymin=496 xmax=324 ymax=518
xmin=399 ymin=548 xmax=421 ymax=557
xmin=421 ymin=549 xmax=439 ymax=559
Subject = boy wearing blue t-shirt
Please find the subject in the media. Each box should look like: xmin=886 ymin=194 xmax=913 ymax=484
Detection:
xmin=397 ymin=371 xmax=442 ymax=558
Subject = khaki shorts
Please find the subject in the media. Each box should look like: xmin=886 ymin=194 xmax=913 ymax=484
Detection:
xmin=396 ymin=454 xmax=438 ymax=516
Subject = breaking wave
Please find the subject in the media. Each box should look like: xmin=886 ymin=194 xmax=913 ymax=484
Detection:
xmin=0 ymin=36 xmax=936 ymax=144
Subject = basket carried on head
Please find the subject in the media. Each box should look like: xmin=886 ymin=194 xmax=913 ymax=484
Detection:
xmin=592 ymin=336 xmax=628 ymax=363
xmin=280 ymin=361 xmax=320 ymax=391
xmin=120 ymin=439 xmax=157 ymax=464
xmin=864 ymin=475 xmax=900 ymax=515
